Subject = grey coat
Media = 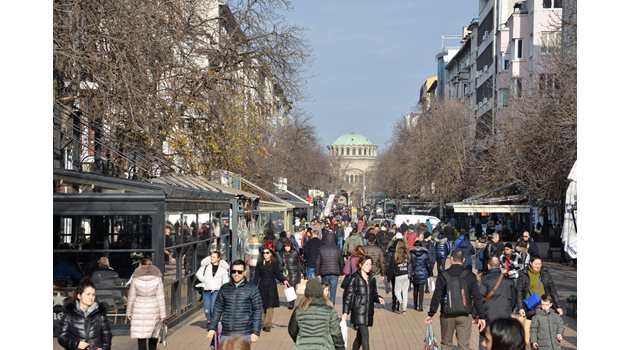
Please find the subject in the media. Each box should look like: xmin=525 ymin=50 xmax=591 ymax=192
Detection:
xmin=530 ymin=308 xmax=565 ymax=350
xmin=288 ymin=299 xmax=345 ymax=350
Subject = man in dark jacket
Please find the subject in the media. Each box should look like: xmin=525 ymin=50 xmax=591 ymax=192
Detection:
xmin=207 ymin=259 xmax=263 ymax=344
xmin=90 ymin=256 xmax=123 ymax=308
xmin=316 ymin=232 xmax=344 ymax=305
xmin=478 ymin=257 xmax=517 ymax=349
xmin=304 ymin=229 xmax=323 ymax=280
xmin=483 ymin=232 xmax=504 ymax=272
xmin=516 ymin=231 xmax=540 ymax=257
xmin=425 ymin=249 xmax=486 ymax=350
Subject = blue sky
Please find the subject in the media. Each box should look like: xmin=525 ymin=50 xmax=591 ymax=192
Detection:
xmin=283 ymin=0 xmax=478 ymax=150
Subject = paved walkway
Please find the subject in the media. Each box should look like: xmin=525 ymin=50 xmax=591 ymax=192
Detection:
xmin=53 ymin=261 xmax=577 ymax=349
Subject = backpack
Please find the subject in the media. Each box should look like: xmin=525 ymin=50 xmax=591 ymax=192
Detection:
xmin=441 ymin=270 xmax=472 ymax=315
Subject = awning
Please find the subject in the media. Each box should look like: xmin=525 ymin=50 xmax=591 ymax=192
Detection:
xmin=446 ymin=183 xmax=530 ymax=214
xmin=450 ymin=203 xmax=531 ymax=213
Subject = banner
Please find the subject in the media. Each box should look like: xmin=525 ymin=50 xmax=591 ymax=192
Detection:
xmin=322 ymin=194 xmax=336 ymax=218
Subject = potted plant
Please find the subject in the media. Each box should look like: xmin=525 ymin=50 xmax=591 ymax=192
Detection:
xmin=566 ymin=294 xmax=577 ymax=316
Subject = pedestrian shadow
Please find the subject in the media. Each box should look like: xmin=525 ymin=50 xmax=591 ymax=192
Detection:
xmin=191 ymin=320 xmax=206 ymax=329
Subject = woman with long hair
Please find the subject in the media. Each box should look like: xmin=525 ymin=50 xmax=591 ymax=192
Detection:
xmin=342 ymin=245 xmax=366 ymax=288
xmin=127 ymin=258 xmax=166 ymax=350
xmin=253 ymin=247 xmax=289 ymax=332
xmin=279 ymin=240 xmax=303 ymax=310
xmin=391 ymin=243 xmax=411 ymax=314
xmin=288 ymin=279 xmax=345 ymax=349
xmin=482 ymin=317 xmax=526 ymax=350
xmin=342 ymin=256 xmax=385 ymax=350
xmin=58 ymin=280 xmax=112 ymax=350
xmin=410 ymin=239 xmax=431 ymax=311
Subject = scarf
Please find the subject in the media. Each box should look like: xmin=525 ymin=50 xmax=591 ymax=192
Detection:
xmin=527 ymin=267 xmax=545 ymax=295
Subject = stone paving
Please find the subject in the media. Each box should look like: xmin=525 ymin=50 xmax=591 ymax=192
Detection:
xmin=53 ymin=261 xmax=577 ymax=349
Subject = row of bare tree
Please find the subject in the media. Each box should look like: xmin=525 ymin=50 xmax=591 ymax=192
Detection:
xmin=374 ymin=12 xmax=577 ymax=207
xmin=53 ymin=0 xmax=331 ymax=192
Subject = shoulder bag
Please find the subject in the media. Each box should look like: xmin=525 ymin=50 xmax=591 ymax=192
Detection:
xmin=523 ymin=277 xmax=542 ymax=310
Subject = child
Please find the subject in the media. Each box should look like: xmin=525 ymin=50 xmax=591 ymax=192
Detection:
xmin=321 ymin=281 xmax=332 ymax=306
xmin=530 ymin=294 xmax=565 ymax=350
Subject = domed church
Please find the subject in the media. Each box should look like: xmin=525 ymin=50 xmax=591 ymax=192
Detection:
xmin=327 ymin=132 xmax=377 ymax=206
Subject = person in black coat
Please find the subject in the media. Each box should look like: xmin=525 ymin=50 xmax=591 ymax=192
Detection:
xmin=57 ymin=280 xmax=112 ymax=350
xmin=316 ymin=232 xmax=344 ymax=305
xmin=410 ymin=240 xmax=432 ymax=311
xmin=303 ymin=229 xmax=323 ymax=280
xmin=279 ymin=240 xmax=303 ymax=309
xmin=253 ymin=247 xmax=289 ymax=332
xmin=342 ymin=256 xmax=385 ymax=350
xmin=479 ymin=257 xmax=517 ymax=349
xmin=516 ymin=255 xmax=563 ymax=320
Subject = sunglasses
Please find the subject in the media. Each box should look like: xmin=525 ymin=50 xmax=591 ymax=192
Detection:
xmin=263 ymin=251 xmax=272 ymax=255
xmin=231 ymin=269 xmax=245 ymax=274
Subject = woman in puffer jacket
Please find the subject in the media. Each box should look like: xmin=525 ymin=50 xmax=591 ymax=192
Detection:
xmin=127 ymin=258 xmax=166 ymax=350
xmin=410 ymin=239 xmax=432 ymax=311
xmin=58 ymin=280 xmax=112 ymax=350
xmin=435 ymin=233 xmax=451 ymax=272
xmin=342 ymin=256 xmax=385 ymax=350
xmin=279 ymin=240 xmax=303 ymax=309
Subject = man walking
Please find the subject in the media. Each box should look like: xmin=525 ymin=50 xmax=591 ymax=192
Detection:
xmin=207 ymin=259 xmax=263 ymax=345
xmin=478 ymin=257 xmax=517 ymax=349
xmin=304 ymin=229 xmax=323 ymax=280
xmin=316 ymin=232 xmax=344 ymax=305
xmin=425 ymin=249 xmax=486 ymax=350
xmin=516 ymin=231 xmax=540 ymax=257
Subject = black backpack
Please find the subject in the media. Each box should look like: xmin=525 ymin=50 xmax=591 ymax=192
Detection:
xmin=441 ymin=270 xmax=472 ymax=315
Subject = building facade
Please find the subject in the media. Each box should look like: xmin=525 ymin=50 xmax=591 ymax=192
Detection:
xmin=327 ymin=132 xmax=377 ymax=206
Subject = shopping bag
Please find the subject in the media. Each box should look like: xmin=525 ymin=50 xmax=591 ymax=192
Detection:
xmin=339 ymin=318 xmax=348 ymax=348
xmin=284 ymin=286 xmax=297 ymax=302
xmin=295 ymin=279 xmax=307 ymax=295
xmin=424 ymin=323 xmax=439 ymax=350
xmin=427 ymin=277 xmax=435 ymax=293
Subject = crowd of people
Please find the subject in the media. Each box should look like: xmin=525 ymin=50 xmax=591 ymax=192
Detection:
xmin=57 ymin=207 xmax=569 ymax=350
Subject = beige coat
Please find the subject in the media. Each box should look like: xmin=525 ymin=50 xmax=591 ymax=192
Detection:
xmin=126 ymin=265 xmax=166 ymax=339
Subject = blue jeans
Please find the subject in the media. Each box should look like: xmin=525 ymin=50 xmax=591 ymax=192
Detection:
xmin=204 ymin=290 xmax=219 ymax=346
xmin=337 ymin=237 xmax=344 ymax=250
xmin=322 ymin=275 xmax=339 ymax=305
xmin=219 ymin=334 xmax=253 ymax=345
xmin=306 ymin=267 xmax=316 ymax=280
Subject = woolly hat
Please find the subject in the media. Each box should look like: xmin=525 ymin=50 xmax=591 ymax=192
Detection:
xmin=305 ymin=278 xmax=323 ymax=298
xmin=504 ymin=242 xmax=513 ymax=249
xmin=395 ymin=232 xmax=404 ymax=240
xmin=423 ymin=232 xmax=432 ymax=239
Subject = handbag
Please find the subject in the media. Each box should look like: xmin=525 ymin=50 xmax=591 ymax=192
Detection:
xmin=151 ymin=319 xmax=168 ymax=347
xmin=284 ymin=286 xmax=297 ymax=302
xmin=424 ymin=323 xmax=439 ymax=350
xmin=523 ymin=277 xmax=542 ymax=310
xmin=295 ymin=279 xmax=307 ymax=295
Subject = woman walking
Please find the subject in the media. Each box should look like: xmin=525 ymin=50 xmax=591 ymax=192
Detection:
xmin=288 ymin=279 xmax=345 ymax=349
xmin=410 ymin=239 xmax=432 ymax=311
xmin=127 ymin=258 xmax=166 ymax=350
xmin=279 ymin=240 xmax=303 ymax=309
xmin=342 ymin=256 xmax=385 ymax=350
xmin=196 ymin=251 xmax=230 ymax=349
xmin=390 ymin=243 xmax=411 ymax=314
xmin=253 ymin=247 xmax=289 ymax=332
xmin=58 ymin=280 xmax=112 ymax=350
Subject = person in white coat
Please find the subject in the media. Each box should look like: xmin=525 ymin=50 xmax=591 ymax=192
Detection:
xmin=196 ymin=251 xmax=230 ymax=349
xmin=126 ymin=258 xmax=166 ymax=350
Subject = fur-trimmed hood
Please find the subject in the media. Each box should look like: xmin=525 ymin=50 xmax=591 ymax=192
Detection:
xmin=132 ymin=264 xmax=162 ymax=278
xmin=437 ymin=237 xmax=448 ymax=243
xmin=200 ymin=257 xmax=230 ymax=270
xmin=410 ymin=245 xmax=429 ymax=254
xmin=63 ymin=299 xmax=107 ymax=317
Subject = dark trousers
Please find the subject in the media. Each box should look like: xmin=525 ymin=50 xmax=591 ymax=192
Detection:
xmin=437 ymin=257 xmax=447 ymax=271
xmin=412 ymin=282 xmax=426 ymax=309
xmin=352 ymin=324 xmax=370 ymax=350
xmin=137 ymin=338 xmax=157 ymax=350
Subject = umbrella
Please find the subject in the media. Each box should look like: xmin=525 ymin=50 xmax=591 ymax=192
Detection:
xmin=561 ymin=160 xmax=577 ymax=259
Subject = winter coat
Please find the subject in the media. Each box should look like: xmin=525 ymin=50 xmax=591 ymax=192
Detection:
xmin=385 ymin=239 xmax=404 ymax=280
xmin=435 ymin=237 xmax=451 ymax=258
xmin=479 ymin=268 xmax=517 ymax=321
xmin=288 ymin=299 xmax=345 ymax=350
xmin=126 ymin=264 xmax=167 ymax=339
xmin=317 ymin=233 xmax=344 ymax=276
xmin=428 ymin=264 xmax=486 ymax=319
xmin=420 ymin=239 xmax=436 ymax=264
xmin=443 ymin=225 xmax=455 ymax=241
xmin=208 ymin=279 xmax=263 ymax=336
xmin=458 ymin=238 xmax=476 ymax=268
xmin=516 ymin=237 xmax=540 ymax=257
xmin=376 ymin=230 xmax=393 ymax=254
xmin=364 ymin=244 xmax=385 ymax=276
xmin=516 ymin=266 xmax=561 ymax=319
xmin=530 ymin=308 xmax=565 ymax=350
xmin=484 ymin=240 xmax=504 ymax=260
xmin=90 ymin=266 xmax=123 ymax=307
xmin=304 ymin=237 xmax=323 ymax=268
xmin=405 ymin=231 xmax=419 ymax=248
xmin=344 ymin=255 xmax=361 ymax=276
xmin=342 ymin=271 xmax=382 ymax=326
xmin=454 ymin=235 xmax=465 ymax=249
xmin=343 ymin=233 xmax=364 ymax=256
xmin=279 ymin=248 xmax=303 ymax=287
xmin=195 ymin=258 xmax=230 ymax=291
xmin=500 ymin=252 xmax=524 ymax=279
xmin=58 ymin=301 xmax=112 ymax=350
xmin=410 ymin=245 xmax=432 ymax=284
xmin=516 ymin=245 xmax=531 ymax=271
xmin=253 ymin=260 xmax=285 ymax=308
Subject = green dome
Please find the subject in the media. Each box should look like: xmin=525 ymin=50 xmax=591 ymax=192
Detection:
xmin=331 ymin=132 xmax=374 ymax=146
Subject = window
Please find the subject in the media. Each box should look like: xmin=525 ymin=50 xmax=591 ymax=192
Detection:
xmin=498 ymin=88 xmax=509 ymax=108
xmin=463 ymin=83 xmax=469 ymax=95
xmin=514 ymin=78 xmax=523 ymax=98
xmin=543 ymin=0 xmax=562 ymax=9
xmin=541 ymin=31 xmax=561 ymax=54
xmin=539 ymin=73 xmax=560 ymax=96
xmin=352 ymin=148 xmax=356 ymax=156
xmin=513 ymin=39 xmax=523 ymax=60
xmin=501 ymin=53 xmax=510 ymax=70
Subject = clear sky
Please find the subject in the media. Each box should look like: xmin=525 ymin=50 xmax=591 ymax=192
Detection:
xmin=283 ymin=0 xmax=478 ymax=150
